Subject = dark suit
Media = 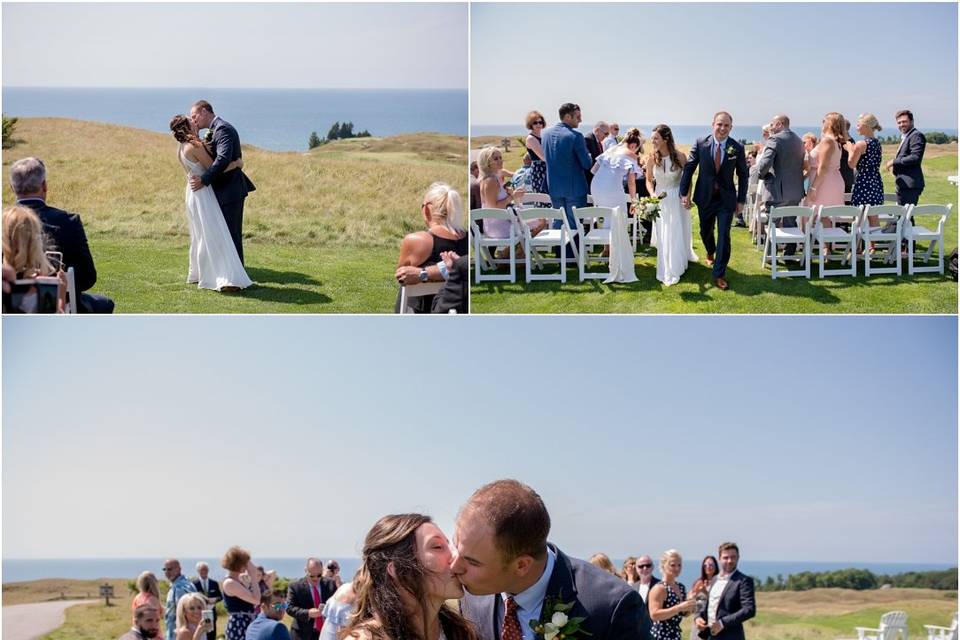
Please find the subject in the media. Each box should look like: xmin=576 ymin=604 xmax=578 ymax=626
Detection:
xmin=431 ymin=254 xmax=468 ymax=314
xmin=193 ymin=578 xmax=222 ymax=640
xmin=892 ymin=127 xmax=926 ymax=206
xmin=201 ymin=116 xmax=256 ymax=264
xmin=584 ymin=132 xmax=605 ymax=192
xmin=679 ymin=136 xmax=749 ymax=279
xmin=286 ymin=577 xmax=337 ymax=640
xmin=17 ymin=198 xmax=114 ymax=313
xmin=461 ymin=545 xmax=651 ymax=640
xmin=696 ymin=570 xmax=756 ymax=640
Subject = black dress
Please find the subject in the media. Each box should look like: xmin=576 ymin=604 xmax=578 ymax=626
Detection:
xmin=851 ymin=138 xmax=884 ymax=206
xmin=651 ymin=582 xmax=687 ymax=640
xmin=526 ymin=135 xmax=548 ymax=196
xmin=395 ymin=232 xmax=468 ymax=314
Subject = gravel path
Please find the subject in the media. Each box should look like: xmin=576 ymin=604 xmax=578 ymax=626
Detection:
xmin=2 ymin=599 xmax=97 ymax=640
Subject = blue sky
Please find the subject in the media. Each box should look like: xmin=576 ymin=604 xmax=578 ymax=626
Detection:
xmin=472 ymin=3 xmax=959 ymax=128
xmin=2 ymin=316 xmax=957 ymax=563
xmin=2 ymin=3 xmax=467 ymax=89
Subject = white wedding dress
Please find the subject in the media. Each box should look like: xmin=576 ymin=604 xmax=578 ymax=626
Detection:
xmin=179 ymin=146 xmax=252 ymax=291
xmin=650 ymin=157 xmax=698 ymax=286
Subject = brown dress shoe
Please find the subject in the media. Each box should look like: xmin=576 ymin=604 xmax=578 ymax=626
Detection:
xmin=714 ymin=277 xmax=728 ymax=290
xmin=706 ymin=254 xmax=715 ymax=266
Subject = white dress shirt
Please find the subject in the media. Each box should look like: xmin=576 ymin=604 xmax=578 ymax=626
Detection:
xmin=707 ymin=573 xmax=731 ymax=626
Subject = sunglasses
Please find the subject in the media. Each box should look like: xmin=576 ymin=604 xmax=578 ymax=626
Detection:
xmin=272 ymin=603 xmax=289 ymax=611
xmin=637 ymin=563 xmax=653 ymax=569
xmin=533 ymin=120 xmax=545 ymax=126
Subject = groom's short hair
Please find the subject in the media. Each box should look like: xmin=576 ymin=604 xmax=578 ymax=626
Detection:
xmin=558 ymin=103 xmax=580 ymax=120
xmin=192 ymin=99 xmax=215 ymax=115
xmin=713 ymin=111 xmax=733 ymax=124
xmin=460 ymin=479 xmax=550 ymax=562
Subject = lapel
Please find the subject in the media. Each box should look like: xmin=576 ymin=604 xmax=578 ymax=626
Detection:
xmin=717 ymin=570 xmax=739 ymax=611
xmin=476 ymin=594 xmax=497 ymax=640
xmin=897 ymin=129 xmax=913 ymax=158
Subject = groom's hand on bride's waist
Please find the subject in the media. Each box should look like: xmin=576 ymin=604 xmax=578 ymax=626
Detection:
xmin=189 ymin=176 xmax=204 ymax=191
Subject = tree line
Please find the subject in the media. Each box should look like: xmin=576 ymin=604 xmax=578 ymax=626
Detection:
xmin=879 ymin=131 xmax=958 ymax=144
xmin=752 ymin=567 xmax=958 ymax=591
xmin=309 ymin=121 xmax=372 ymax=149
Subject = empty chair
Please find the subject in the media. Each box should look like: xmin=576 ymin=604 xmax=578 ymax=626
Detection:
xmin=518 ymin=207 xmax=568 ymax=283
xmin=571 ymin=206 xmax=614 ymax=281
xmin=518 ymin=192 xmax=553 ymax=208
xmin=861 ymin=204 xmax=909 ymax=276
xmin=470 ymin=208 xmax=516 ymax=283
xmin=856 ymin=611 xmax=910 ymax=640
xmin=762 ymin=205 xmax=816 ymax=278
xmin=64 ymin=266 xmax=78 ymax=314
xmin=924 ymin=611 xmax=958 ymax=640
xmin=815 ymin=205 xmax=861 ymax=278
xmin=904 ymin=204 xmax=953 ymax=274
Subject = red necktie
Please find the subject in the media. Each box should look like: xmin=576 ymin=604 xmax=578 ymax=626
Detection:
xmin=311 ymin=583 xmax=324 ymax=633
xmin=714 ymin=142 xmax=722 ymax=172
xmin=502 ymin=596 xmax=523 ymax=640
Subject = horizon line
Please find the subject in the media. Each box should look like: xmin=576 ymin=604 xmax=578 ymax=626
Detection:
xmin=2 ymin=85 xmax=467 ymax=91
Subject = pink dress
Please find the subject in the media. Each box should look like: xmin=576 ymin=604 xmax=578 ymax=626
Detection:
xmin=803 ymin=141 xmax=845 ymax=207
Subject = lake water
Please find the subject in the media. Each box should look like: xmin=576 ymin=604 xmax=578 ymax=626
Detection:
xmin=1 ymin=87 xmax=468 ymax=152
xmin=3 ymin=557 xmax=953 ymax=587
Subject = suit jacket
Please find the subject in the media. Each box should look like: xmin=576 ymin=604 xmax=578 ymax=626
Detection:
xmin=193 ymin=578 xmax=222 ymax=612
xmin=541 ymin=123 xmax=593 ymax=200
xmin=286 ymin=577 xmax=337 ymax=640
xmin=201 ymin=116 xmax=256 ymax=205
xmin=246 ymin=613 xmax=293 ymax=640
xmin=679 ymin=136 xmax=749 ymax=212
xmin=892 ymin=128 xmax=926 ymax=191
xmin=754 ymin=129 xmax=805 ymax=205
xmin=584 ymin=132 xmax=604 ymax=189
xmin=17 ymin=198 xmax=97 ymax=292
xmin=431 ymin=254 xmax=468 ymax=314
xmin=696 ymin=570 xmax=756 ymax=640
xmin=461 ymin=545 xmax=651 ymax=640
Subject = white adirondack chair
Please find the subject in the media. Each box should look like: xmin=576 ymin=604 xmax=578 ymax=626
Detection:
xmin=924 ymin=612 xmax=958 ymax=640
xmin=856 ymin=610 xmax=909 ymax=640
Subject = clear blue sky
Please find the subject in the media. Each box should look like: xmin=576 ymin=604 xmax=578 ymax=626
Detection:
xmin=3 ymin=316 xmax=956 ymax=563
xmin=2 ymin=3 xmax=467 ymax=89
xmin=472 ymin=2 xmax=958 ymax=128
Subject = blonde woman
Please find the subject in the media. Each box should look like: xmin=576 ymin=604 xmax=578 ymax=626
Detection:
xmin=648 ymin=550 xmax=697 ymax=640
xmin=175 ymin=592 xmax=213 ymax=640
xmin=589 ymin=553 xmax=620 ymax=577
xmin=845 ymin=113 xmax=885 ymax=237
xmin=2 ymin=205 xmax=65 ymax=312
xmin=132 ymin=571 xmax=164 ymax=619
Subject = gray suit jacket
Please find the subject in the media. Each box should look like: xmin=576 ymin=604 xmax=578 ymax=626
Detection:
xmin=755 ymin=129 xmax=805 ymax=205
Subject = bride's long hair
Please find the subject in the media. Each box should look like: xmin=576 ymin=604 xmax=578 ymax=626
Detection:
xmin=651 ymin=124 xmax=684 ymax=173
xmin=169 ymin=115 xmax=200 ymax=146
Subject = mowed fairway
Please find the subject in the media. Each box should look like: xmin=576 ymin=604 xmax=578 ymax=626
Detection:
xmin=469 ymin=137 xmax=958 ymax=314
xmin=2 ymin=118 xmax=467 ymax=313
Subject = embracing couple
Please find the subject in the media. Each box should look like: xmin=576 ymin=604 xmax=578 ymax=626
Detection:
xmin=342 ymin=479 xmax=651 ymax=640
xmin=169 ymin=100 xmax=255 ymax=292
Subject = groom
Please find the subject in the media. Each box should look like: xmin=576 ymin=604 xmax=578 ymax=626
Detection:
xmin=453 ymin=479 xmax=651 ymax=640
xmin=189 ymin=100 xmax=256 ymax=264
xmin=679 ymin=111 xmax=748 ymax=291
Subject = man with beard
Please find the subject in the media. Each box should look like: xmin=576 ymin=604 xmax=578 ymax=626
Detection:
xmin=118 ymin=605 xmax=162 ymax=639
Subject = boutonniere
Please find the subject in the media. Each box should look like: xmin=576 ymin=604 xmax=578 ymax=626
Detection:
xmin=530 ymin=597 xmax=590 ymax=640
xmin=204 ymin=130 xmax=214 ymax=143
xmin=725 ymin=145 xmax=737 ymax=160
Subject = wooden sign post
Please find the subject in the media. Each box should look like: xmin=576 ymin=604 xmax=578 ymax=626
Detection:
xmin=100 ymin=583 xmax=114 ymax=606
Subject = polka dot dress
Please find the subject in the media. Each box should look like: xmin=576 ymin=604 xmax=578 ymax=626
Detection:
xmin=651 ymin=582 xmax=687 ymax=640
xmin=851 ymin=138 xmax=884 ymax=206
xmin=225 ymin=612 xmax=255 ymax=640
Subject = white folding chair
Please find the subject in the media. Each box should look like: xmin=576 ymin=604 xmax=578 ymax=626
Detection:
xmin=883 ymin=193 xmax=900 ymax=203
xmin=64 ymin=266 xmax=78 ymax=314
xmin=518 ymin=208 xmax=568 ymax=283
xmin=856 ymin=611 xmax=910 ymax=640
xmin=861 ymin=204 xmax=909 ymax=276
xmin=924 ymin=611 xmax=958 ymax=640
xmin=518 ymin=192 xmax=553 ymax=207
xmin=762 ymin=206 xmax=815 ymax=278
xmin=470 ymin=208 xmax=516 ymax=283
xmin=905 ymin=204 xmax=953 ymax=274
xmin=397 ymin=281 xmax=444 ymax=314
xmin=586 ymin=195 xmax=595 ymax=205
xmin=815 ymin=205 xmax=861 ymax=278
xmin=572 ymin=206 xmax=614 ymax=281
xmin=750 ymin=193 xmax=769 ymax=250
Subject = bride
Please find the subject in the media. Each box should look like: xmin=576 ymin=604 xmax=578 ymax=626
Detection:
xmin=646 ymin=124 xmax=698 ymax=286
xmin=169 ymin=115 xmax=252 ymax=292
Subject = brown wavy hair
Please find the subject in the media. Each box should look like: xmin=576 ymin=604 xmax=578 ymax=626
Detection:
xmin=169 ymin=114 xmax=200 ymax=145
xmin=822 ymin=112 xmax=847 ymax=145
xmin=343 ymin=514 xmax=476 ymax=640
xmin=621 ymin=127 xmax=644 ymax=155
xmin=651 ymin=124 xmax=685 ymax=172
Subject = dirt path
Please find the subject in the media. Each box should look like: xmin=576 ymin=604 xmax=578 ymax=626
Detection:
xmin=2 ymin=599 xmax=97 ymax=640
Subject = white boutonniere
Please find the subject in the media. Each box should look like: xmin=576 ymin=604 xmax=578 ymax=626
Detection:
xmin=530 ymin=597 xmax=590 ymax=640
xmin=725 ymin=145 xmax=737 ymax=160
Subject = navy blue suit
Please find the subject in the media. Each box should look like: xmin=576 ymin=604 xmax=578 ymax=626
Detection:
xmin=679 ymin=136 xmax=748 ymax=278
xmin=695 ymin=570 xmax=755 ymax=640
xmin=892 ymin=128 xmax=926 ymax=206
xmin=246 ymin=613 xmax=292 ymax=640
xmin=542 ymin=123 xmax=593 ymax=256
xmin=461 ymin=545 xmax=651 ymax=640
xmin=201 ymin=116 xmax=256 ymax=264
xmin=193 ymin=578 xmax=222 ymax=640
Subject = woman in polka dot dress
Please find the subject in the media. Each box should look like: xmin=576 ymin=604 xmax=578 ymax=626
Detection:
xmin=219 ymin=546 xmax=261 ymax=640
xmin=846 ymin=113 xmax=886 ymax=242
xmin=649 ymin=550 xmax=698 ymax=640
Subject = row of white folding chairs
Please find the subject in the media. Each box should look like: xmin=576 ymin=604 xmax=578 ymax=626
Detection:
xmin=470 ymin=206 xmax=617 ymax=283
xmin=762 ymin=203 xmax=953 ymax=279
xmin=517 ymin=192 xmax=641 ymax=249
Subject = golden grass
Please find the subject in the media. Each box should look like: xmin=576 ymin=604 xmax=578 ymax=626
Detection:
xmin=2 ymin=577 xmax=130 ymax=606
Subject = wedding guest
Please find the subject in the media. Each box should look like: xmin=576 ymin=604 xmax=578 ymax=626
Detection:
xmin=589 ymin=553 xmax=620 ymax=577
xmin=542 ymin=103 xmax=593 ymax=255
xmin=246 ymin=590 xmax=292 ymax=640
xmin=162 ymin=560 xmax=198 ymax=640
xmin=755 ymin=114 xmax=805 ymax=254
xmin=342 ymin=514 xmax=475 ymax=640
xmin=221 ymin=546 xmax=262 ymax=640
xmin=120 ymin=604 xmax=163 ymax=640
xmin=635 ymin=554 xmax=660 ymax=602
xmin=592 ymin=127 xmax=644 ymax=230
xmin=802 ymin=113 xmax=847 ymax=237
xmin=2 ymin=205 xmax=67 ymax=312
xmin=839 ymin=119 xmax=856 ymax=196
xmin=524 ymin=110 xmax=550 ymax=197
xmin=690 ymin=556 xmax=719 ymax=601
xmin=394 ymin=182 xmax=468 ymax=313
xmin=604 ymin=122 xmax=621 ymax=151
xmin=695 ymin=543 xmax=755 ymax=640
xmin=747 ymin=150 xmax=760 ymax=199
xmin=133 ymin=571 xmax=164 ymax=621
xmin=430 ymin=251 xmax=468 ymax=314
xmin=318 ymin=574 xmax=362 ymax=640
xmin=287 ymin=557 xmax=337 ymax=640
xmin=886 ymin=109 xmax=927 ymax=206
xmin=477 ymin=147 xmax=547 ymax=258
xmin=845 ymin=113 xmax=885 ymax=237
xmin=801 ymin=134 xmax=817 ymax=192
xmin=176 ymin=593 xmax=214 ymax=640
xmin=9 ymin=157 xmax=114 ymax=313
xmin=513 ymin=153 xmax=533 ymax=190
xmin=584 ymin=120 xmax=610 ymax=190
xmin=323 ymin=561 xmax=343 ymax=590
xmin=622 ymin=556 xmax=641 ymax=587
xmin=649 ymin=550 xmax=697 ymax=640
xmin=469 ymin=161 xmax=481 ymax=211
xmin=193 ymin=563 xmax=222 ymax=640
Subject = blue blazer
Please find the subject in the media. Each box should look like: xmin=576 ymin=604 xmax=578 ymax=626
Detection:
xmin=541 ymin=123 xmax=593 ymax=199
xmin=679 ymin=136 xmax=748 ymax=212
xmin=201 ymin=116 xmax=256 ymax=205
xmin=892 ymin=128 xmax=926 ymax=191
xmin=245 ymin=613 xmax=292 ymax=640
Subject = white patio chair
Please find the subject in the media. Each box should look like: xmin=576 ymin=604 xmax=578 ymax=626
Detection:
xmin=905 ymin=204 xmax=953 ymax=274
xmin=571 ymin=206 xmax=614 ymax=281
xmin=470 ymin=208 xmax=516 ymax=283
xmin=64 ymin=266 xmax=79 ymax=314
xmin=884 ymin=193 xmax=900 ymax=203
xmin=856 ymin=611 xmax=909 ymax=640
xmin=861 ymin=204 xmax=909 ymax=276
xmin=518 ymin=192 xmax=553 ymax=207
xmin=397 ymin=281 xmax=444 ymax=314
xmin=924 ymin=611 xmax=958 ymax=640
xmin=518 ymin=207 xmax=568 ymax=283
xmin=815 ymin=205 xmax=861 ymax=278
xmin=762 ymin=206 xmax=815 ymax=278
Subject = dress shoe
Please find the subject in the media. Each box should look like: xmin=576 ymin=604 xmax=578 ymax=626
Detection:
xmin=706 ymin=254 xmax=715 ymax=266
xmin=714 ymin=277 xmax=728 ymax=291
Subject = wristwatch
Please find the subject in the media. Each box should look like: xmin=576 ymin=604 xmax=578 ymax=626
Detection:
xmin=418 ymin=269 xmax=429 ymax=282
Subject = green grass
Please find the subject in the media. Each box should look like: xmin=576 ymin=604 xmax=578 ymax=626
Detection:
xmin=470 ymin=142 xmax=958 ymax=314
xmin=2 ymin=118 xmax=466 ymax=313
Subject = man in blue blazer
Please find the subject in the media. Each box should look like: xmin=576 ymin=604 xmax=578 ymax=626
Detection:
xmin=541 ymin=103 xmax=594 ymax=258
xmin=695 ymin=543 xmax=755 ymax=640
xmin=886 ymin=109 xmax=926 ymax=207
xmin=454 ymin=479 xmax=651 ymax=640
xmin=246 ymin=590 xmax=292 ymax=640
xmin=679 ymin=112 xmax=748 ymax=291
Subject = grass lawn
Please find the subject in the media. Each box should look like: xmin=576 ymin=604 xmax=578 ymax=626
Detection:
xmin=2 ymin=118 xmax=466 ymax=313
xmin=469 ymin=139 xmax=958 ymax=313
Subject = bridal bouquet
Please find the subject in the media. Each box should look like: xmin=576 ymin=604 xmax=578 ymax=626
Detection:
xmin=632 ymin=194 xmax=663 ymax=223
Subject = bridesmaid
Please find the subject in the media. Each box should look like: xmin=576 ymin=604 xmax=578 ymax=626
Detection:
xmin=803 ymin=113 xmax=847 ymax=234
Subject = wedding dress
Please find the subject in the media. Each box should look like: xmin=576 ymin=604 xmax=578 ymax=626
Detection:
xmin=179 ymin=146 xmax=252 ymax=291
xmin=651 ymin=157 xmax=698 ymax=286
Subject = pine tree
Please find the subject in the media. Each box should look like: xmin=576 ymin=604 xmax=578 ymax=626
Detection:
xmin=326 ymin=121 xmax=341 ymax=141
xmin=308 ymin=131 xmax=322 ymax=149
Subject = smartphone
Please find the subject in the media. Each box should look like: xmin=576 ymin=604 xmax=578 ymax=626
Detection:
xmin=8 ymin=277 xmax=59 ymax=313
xmin=202 ymin=609 xmax=214 ymax=628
